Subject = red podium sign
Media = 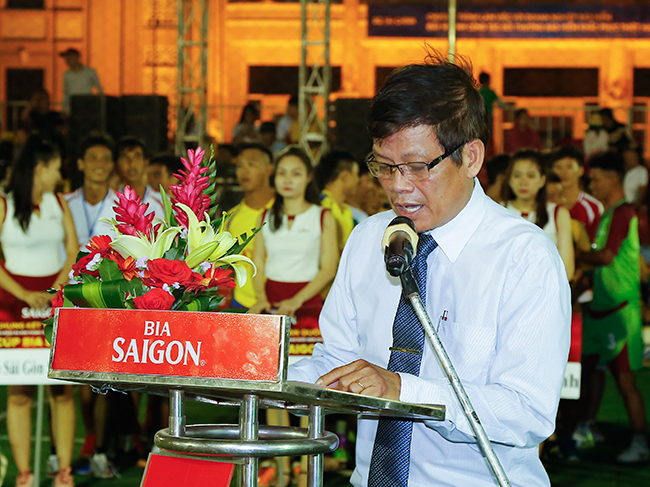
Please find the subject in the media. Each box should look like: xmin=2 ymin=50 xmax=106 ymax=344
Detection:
xmin=50 ymin=308 xmax=288 ymax=384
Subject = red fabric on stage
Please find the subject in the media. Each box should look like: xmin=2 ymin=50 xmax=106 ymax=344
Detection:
xmin=265 ymin=279 xmax=322 ymax=330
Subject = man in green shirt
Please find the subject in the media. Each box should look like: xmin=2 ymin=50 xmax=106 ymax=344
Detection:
xmin=578 ymin=151 xmax=648 ymax=463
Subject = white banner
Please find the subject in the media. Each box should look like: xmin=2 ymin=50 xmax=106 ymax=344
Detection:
xmin=0 ymin=348 xmax=64 ymax=385
xmin=561 ymin=361 xmax=581 ymax=400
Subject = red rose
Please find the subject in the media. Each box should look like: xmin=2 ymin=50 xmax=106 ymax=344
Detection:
xmin=146 ymin=259 xmax=193 ymax=287
xmin=133 ymin=288 xmax=175 ymax=310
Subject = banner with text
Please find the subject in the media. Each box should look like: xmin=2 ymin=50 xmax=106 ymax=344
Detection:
xmin=368 ymin=5 xmax=650 ymax=39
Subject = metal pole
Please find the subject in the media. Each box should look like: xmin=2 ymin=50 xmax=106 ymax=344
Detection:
xmin=448 ymin=0 xmax=457 ymax=60
xmin=307 ymin=405 xmax=324 ymax=487
xmin=169 ymin=389 xmax=186 ymax=437
xmin=240 ymin=394 xmax=259 ymax=487
xmin=403 ymin=282 xmax=511 ymax=487
xmin=33 ymin=384 xmax=45 ymax=486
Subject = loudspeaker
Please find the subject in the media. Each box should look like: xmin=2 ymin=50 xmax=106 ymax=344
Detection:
xmin=68 ymin=95 xmax=121 ymax=189
xmin=334 ymin=98 xmax=372 ymax=163
xmin=121 ymin=95 xmax=169 ymax=153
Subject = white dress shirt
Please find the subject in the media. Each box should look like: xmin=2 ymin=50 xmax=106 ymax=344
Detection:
xmin=289 ymin=181 xmax=571 ymax=487
xmin=64 ymin=188 xmax=118 ymax=248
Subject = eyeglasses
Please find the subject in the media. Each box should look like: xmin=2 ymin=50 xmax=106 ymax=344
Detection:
xmin=365 ymin=143 xmax=465 ymax=181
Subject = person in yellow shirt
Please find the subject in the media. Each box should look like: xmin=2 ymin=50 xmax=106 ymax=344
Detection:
xmin=225 ymin=143 xmax=275 ymax=308
xmin=317 ymin=150 xmax=361 ymax=252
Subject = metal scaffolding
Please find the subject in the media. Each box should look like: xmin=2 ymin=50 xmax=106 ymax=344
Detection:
xmin=175 ymin=0 xmax=208 ymax=155
xmin=299 ymin=0 xmax=331 ymax=164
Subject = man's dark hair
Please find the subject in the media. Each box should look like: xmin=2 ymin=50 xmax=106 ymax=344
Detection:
xmin=150 ymin=153 xmax=183 ymax=176
xmin=486 ymin=154 xmax=509 ymax=186
xmin=599 ymin=108 xmax=614 ymax=121
xmin=589 ymin=151 xmax=626 ymax=182
xmin=549 ymin=145 xmax=584 ymax=168
xmin=117 ymin=136 xmax=147 ymax=159
xmin=79 ymin=133 xmax=114 ymax=160
xmin=238 ymin=142 xmax=273 ymax=166
xmin=479 ymin=72 xmax=490 ymax=85
xmin=367 ymin=50 xmax=489 ymax=165
xmin=260 ymin=121 xmax=276 ymax=135
xmin=288 ymin=95 xmax=299 ymax=107
xmin=316 ymin=150 xmax=357 ymax=190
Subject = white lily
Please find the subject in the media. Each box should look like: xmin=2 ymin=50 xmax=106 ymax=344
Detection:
xmin=176 ymin=203 xmax=256 ymax=286
xmin=100 ymin=217 xmax=182 ymax=260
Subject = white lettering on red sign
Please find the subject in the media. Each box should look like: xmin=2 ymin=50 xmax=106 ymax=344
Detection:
xmin=110 ymin=320 xmax=202 ymax=366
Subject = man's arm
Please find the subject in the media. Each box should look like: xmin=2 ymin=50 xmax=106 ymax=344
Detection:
xmin=578 ymin=204 xmax=632 ymax=267
xmin=398 ymin=249 xmax=571 ymax=448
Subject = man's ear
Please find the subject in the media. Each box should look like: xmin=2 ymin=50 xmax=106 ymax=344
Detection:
xmin=463 ymin=139 xmax=485 ymax=179
xmin=77 ymin=158 xmax=84 ymax=172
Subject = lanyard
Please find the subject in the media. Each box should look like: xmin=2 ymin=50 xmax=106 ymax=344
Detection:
xmin=82 ymin=189 xmax=110 ymax=240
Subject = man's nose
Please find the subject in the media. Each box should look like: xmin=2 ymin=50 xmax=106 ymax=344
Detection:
xmin=389 ymin=169 xmax=413 ymax=193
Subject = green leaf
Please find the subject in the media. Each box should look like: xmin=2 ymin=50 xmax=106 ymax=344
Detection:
xmin=64 ymin=278 xmax=144 ymax=309
xmin=98 ymin=259 xmax=122 ymax=282
xmin=81 ymin=273 xmax=99 ymax=284
xmin=43 ymin=319 xmax=53 ymax=345
xmin=160 ymin=185 xmax=174 ymax=227
xmin=229 ymin=224 xmax=263 ymax=255
xmin=176 ymin=296 xmax=211 ymax=311
xmin=207 ymin=295 xmax=224 ymax=311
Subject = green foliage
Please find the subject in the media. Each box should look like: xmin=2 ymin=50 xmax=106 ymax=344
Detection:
xmin=98 ymin=259 xmax=123 ymax=282
xmin=64 ymin=278 xmax=144 ymax=309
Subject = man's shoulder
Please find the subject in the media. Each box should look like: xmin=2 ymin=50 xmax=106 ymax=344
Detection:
xmin=63 ymin=188 xmax=82 ymax=203
xmin=612 ymin=201 xmax=636 ymax=222
xmin=480 ymin=200 xmax=557 ymax=252
xmin=578 ymin=191 xmax=604 ymax=212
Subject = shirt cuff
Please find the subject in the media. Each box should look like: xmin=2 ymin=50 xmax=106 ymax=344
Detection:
xmin=398 ymin=373 xmax=441 ymax=404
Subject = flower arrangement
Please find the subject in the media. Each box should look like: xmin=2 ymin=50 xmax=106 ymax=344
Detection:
xmin=44 ymin=147 xmax=257 ymax=341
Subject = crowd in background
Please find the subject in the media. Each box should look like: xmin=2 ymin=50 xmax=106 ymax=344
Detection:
xmin=0 ymin=72 xmax=649 ymax=487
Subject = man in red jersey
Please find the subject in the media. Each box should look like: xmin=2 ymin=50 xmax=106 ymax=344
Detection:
xmin=551 ymin=146 xmax=603 ymax=242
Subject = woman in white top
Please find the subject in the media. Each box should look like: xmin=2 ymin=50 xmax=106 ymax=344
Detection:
xmin=503 ymin=149 xmax=575 ymax=280
xmin=0 ymin=136 xmax=78 ymax=487
xmin=250 ymin=147 xmax=338 ymax=326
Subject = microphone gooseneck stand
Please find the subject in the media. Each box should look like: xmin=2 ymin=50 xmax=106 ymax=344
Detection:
xmin=391 ymin=246 xmax=512 ymax=487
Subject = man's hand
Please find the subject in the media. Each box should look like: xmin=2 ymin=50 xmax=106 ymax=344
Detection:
xmin=316 ymin=360 xmax=401 ymax=400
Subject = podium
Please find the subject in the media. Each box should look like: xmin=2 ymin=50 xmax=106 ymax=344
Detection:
xmin=48 ymin=308 xmax=445 ymax=486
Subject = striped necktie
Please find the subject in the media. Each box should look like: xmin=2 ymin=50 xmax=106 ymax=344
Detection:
xmin=367 ymin=233 xmax=438 ymax=487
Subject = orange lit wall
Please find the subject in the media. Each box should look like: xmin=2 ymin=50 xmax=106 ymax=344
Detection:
xmin=2 ymin=0 xmax=650 ymax=149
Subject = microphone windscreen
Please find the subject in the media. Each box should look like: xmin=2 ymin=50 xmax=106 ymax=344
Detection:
xmin=382 ymin=216 xmax=419 ymax=251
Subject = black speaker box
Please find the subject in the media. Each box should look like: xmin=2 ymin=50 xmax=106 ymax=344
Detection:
xmin=121 ymin=95 xmax=169 ymax=154
xmin=334 ymin=98 xmax=372 ymax=163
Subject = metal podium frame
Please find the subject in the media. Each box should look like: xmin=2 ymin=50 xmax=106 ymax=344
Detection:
xmin=48 ymin=309 xmax=445 ymax=487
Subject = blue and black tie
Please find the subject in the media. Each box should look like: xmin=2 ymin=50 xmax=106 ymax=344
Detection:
xmin=367 ymin=233 xmax=438 ymax=487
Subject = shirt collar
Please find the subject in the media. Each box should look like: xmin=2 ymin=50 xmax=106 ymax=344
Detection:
xmin=427 ymin=178 xmax=488 ymax=263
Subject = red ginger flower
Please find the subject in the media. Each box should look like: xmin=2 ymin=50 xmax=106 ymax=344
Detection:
xmin=183 ymin=266 xmax=235 ymax=294
xmin=114 ymin=186 xmax=155 ymax=237
xmin=170 ymin=147 xmax=212 ymax=229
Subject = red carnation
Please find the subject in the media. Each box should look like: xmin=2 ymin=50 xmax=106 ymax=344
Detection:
xmin=71 ymin=252 xmax=101 ymax=278
xmin=145 ymin=259 xmax=193 ymax=288
xmin=183 ymin=266 xmax=235 ymax=293
xmin=133 ymin=288 xmax=175 ymax=310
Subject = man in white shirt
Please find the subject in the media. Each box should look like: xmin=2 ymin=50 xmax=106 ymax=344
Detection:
xmin=289 ymin=53 xmax=571 ymax=487
xmin=64 ymin=134 xmax=118 ymax=248
xmin=60 ymin=48 xmax=103 ymax=114
xmin=115 ymin=137 xmax=165 ymax=222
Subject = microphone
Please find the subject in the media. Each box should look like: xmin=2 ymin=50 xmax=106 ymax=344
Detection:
xmin=382 ymin=216 xmax=419 ymax=277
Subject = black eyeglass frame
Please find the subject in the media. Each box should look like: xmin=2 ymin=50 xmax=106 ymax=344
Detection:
xmin=365 ymin=142 xmax=466 ymax=180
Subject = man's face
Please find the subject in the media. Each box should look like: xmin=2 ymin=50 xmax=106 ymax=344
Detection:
xmin=236 ymin=148 xmax=272 ymax=193
xmin=552 ymin=157 xmax=583 ymax=190
xmin=78 ymin=145 xmax=114 ymax=185
xmin=374 ymin=125 xmax=479 ymax=233
xmin=342 ymin=162 xmax=360 ymax=197
xmin=117 ymin=146 xmax=147 ymax=186
xmin=589 ymin=167 xmax=618 ymax=204
xmin=64 ymin=52 xmax=80 ymax=68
